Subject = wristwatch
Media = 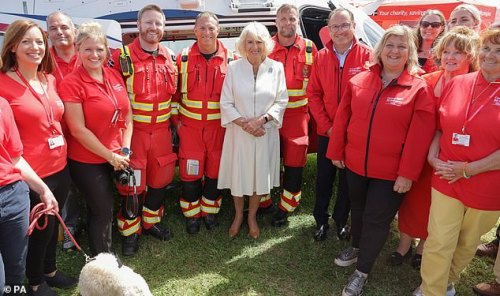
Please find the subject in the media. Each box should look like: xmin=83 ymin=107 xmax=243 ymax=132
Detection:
xmin=120 ymin=147 xmax=132 ymax=156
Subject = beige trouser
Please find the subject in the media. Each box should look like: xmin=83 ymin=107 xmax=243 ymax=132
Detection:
xmin=495 ymin=240 xmax=500 ymax=284
xmin=420 ymin=188 xmax=500 ymax=296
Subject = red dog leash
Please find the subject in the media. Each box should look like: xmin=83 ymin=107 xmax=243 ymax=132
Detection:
xmin=27 ymin=203 xmax=91 ymax=262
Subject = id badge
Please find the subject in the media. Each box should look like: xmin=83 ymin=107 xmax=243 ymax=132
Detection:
xmin=452 ymin=133 xmax=470 ymax=147
xmin=186 ymin=159 xmax=199 ymax=176
xmin=48 ymin=135 xmax=64 ymax=149
xmin=130 ymin=169 xmax=141 ymax=187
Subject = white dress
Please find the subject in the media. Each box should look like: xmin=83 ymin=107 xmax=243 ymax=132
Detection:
xmin=217 ymin=57 xmax=288 ymax=196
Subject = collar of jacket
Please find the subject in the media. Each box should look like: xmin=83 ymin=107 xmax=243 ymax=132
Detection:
xmin=130 ymin=38 xmax=170 ymax=61
xmin=190 ymin=39 xmax=227 ymax=61
xmin=369 ymin=63 xmax=415 ymax=87
xmin=272 ymin=34 xmax=303 ymax=52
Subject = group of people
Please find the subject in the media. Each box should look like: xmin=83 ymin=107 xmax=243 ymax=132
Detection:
xmin=0 ymin=2 xmax=498 ymax=296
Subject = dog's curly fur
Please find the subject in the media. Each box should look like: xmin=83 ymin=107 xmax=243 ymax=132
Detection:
xmin=78 ymin=253 xmax=152 ymax=296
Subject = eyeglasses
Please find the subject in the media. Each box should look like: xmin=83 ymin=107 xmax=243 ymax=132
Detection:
xmin=420 ymin=21 xmax=443 ymax=28
xmin=328 ymin=23 xmax=351 ymax=32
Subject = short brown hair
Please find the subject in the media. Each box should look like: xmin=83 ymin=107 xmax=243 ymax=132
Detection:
xmin=277 ymin=4 xmax=298 ymax=16
xmin=480 ymin=28 xmax=500 ymax=47
xmin=1 ymin=20 xmax=53 ymax=73
xmin=138 ymin=4 xmax=165 ymax=22
xmin=328 ymin=8 xmax=355 ymax=24
xmin=195 ymin=11 xmax=219 ymax=27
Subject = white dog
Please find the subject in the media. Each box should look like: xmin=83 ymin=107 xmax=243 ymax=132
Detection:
xmin=78 ymin=253 xmax=152 ymax=296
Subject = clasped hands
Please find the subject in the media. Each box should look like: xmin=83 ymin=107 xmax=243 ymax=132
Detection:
xmin=240 ymin=117 xmax=266 ymax=137
xmin=431 ymin=157 xmax=467 ymax=184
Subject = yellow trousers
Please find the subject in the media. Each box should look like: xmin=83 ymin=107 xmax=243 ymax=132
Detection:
xmin=420 ymin=188 xmax=500 ymax=296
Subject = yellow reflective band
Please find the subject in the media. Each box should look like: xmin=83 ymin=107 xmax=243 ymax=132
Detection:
xmin=283 ymin=189 xmax=302 ymax=202
xmin=182 ymin=96 xmax=203 ymax=108
xmin=305 ymin=39 xmax=313 ymax=65
xmin=207 ymin=101 xmax=220 ymax=110
xmin=171 ymin=102 xmax=179 ymax=115
xmin=171 ymin=108 xmax=179 ymax=115
xmin=207 ymin=113 xmax=221 ymax=120
xmin=279 ymin=199 xmax=296 ymax=212
xmin=133 ymin=114 xmax=152 ymax=123
xmin=156 ymin=112 xmax=171 ymax=123
xmin=288 ymin=89 xmax=306 ymax=97
xmin=119 ymin=222 xmax=141 ymax=236
xmin=200 ymin=206 xmax=220 ymax=214
xmin=131 ymin=101 xmax=154 ymax=111
xmin=179 ymin=106 xmax=202 ymax=120
xmin=287 ymin=98 xmax=308 ymax=108
xmin=158 ymin=99 xmax=171 ymax=111
xmin=143 ymin=206 xmax=160 ymax=215
xmin=143 ymin=215 xmax=161 ymax=224
xmin=180 ymin=48 xmax=189 ymax=94
xmin=183 ymin=207 xmax=201 ymax=218
xmin=171 ymin=102 xmax=179 ymax=108
xmin=201 ymin=196 xmax=221 ymax=206
xmin=260 ymin=194 xmax=271 ymax=202
xmin=180 ymin=199 xmax=199 ymax=209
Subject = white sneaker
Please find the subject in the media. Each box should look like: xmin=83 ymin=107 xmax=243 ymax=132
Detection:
xmin=335 ymin=246 xmax=360 ymax=267
xmin=412 ymin=283 xmax=455 ymax=296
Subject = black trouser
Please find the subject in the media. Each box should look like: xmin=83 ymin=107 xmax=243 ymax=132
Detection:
xmin=313 ymin=135 xmax=350 ymax=227
xmin=26 ymin=166 xmax=70 ymax=285
xmin=346 ymin=168 xmax=404 ymax=274
xmin=68 ymin=160 xmax=114 ymax=256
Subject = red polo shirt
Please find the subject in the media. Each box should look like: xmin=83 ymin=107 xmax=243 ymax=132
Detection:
xmin=0 ymin=98 xmax=23 ymax=186
xmin=0 ymin=72 xmax=67 ymax=178
xmin=58 ymin=66 xmax=131 ymax=163
xmin=433 ymin=71 xmax=500 ymax=210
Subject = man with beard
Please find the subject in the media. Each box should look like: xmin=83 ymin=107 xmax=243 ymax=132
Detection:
xmin=111 ymin=4 xmax=178 ymax=256
xmin=307 ymin=8 xmax=371 ymax=241
xmin=260 ymin=4 xmax=317 ymax=227
xmin=172 ymin=11 xmax=234 ymax=234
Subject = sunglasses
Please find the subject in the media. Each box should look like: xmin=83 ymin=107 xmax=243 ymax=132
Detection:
xmin=421 ymin=21 xmax=443 ymax=28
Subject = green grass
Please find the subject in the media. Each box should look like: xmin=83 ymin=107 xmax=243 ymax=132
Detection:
xmin=55 ymin=154 xmax=497 ymax=296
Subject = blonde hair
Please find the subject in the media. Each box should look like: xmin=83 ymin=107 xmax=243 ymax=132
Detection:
xmin=236 ymin=22 xmax=274 ymax=58
xmin=75 ymin=22 xmax=109 ymax=58
xmin=480 ymin=28 xmax=500 ymax=47
xmin=371 ymin=25 xmax=419 ymax=75
xmin=433 ymin=26 xmax=480 ymax=71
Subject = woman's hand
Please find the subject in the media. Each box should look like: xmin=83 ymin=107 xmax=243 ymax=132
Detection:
xmin=332 ymin=160 xmax=345 ymax=169
xmin=108 ymin=152 xmax=130 ymax=171
xmin=40 ymin=188 xmax=59 ymax=214
xmin=393 ymin=176 xmax=412 ymax=193
xmin=435 ymin=160 xmax=468 ymax=184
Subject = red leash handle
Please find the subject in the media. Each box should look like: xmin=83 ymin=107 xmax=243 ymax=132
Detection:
xmin=27 ymin=203 xmax=90 ymax=260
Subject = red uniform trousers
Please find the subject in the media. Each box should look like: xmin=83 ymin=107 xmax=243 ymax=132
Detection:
xmin=178 ymin=122 xmax=224 ymax=218
xmin=117 ymin=127 xmax=177 ymax=236
xmin=260 ymin=108 xmax=309 ymax=213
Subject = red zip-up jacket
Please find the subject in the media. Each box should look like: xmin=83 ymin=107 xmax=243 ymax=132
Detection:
xmin=327 ymin=64 xmax=435 ymax=181
xmin=307 ymin=37 xmax=371 ymax=136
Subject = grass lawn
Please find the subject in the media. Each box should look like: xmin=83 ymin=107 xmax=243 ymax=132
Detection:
xmin=55 ymin=154 xmax=497 ymax=296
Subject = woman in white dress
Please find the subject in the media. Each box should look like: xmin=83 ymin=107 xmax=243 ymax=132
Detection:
xmin=218 ymin=22 xmax=288 ymax=239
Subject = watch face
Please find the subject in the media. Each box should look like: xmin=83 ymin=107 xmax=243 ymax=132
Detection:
xmin=121 ymin=147 xmax=130 ymax=155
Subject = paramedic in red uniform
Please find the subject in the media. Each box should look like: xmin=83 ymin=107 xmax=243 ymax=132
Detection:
xmin=110 ymin=4 xmax=178 ymax=255
xmin=172 ymin=11 xmax=235 ymax=234
xmin=327 ymin=25 xmax=435 ymax=296
xmin=307 ymin=8 xmax=371 ymax=241
xmin=260 ymin=3 xmax=317 ymax=227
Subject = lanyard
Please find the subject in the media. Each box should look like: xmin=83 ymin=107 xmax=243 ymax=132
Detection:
xmin=461 ymin=75 xmax=499 ymax=134
xmin=95 ymin=74 xmax=120 ymax=111
xmin=15 ymin=69 xmax=56 ymax=129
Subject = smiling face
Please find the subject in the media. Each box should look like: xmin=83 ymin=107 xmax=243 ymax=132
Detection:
xmin=77 ymin=37 xmax=106 ymax=73
xmin=194 ymin=15 xmax=219 ymax=52
xmin=137 ymin=9 xmax=164 ymax=47
xmin=449 ymin=9 xmax=477 ymax=30
xmin=276 ymin=8 xmax=298 ymax=39
xmin=244 ymin=34 xmax=265 ymax=62
xmin=47 ymin=13 xmax=75 ymax=51
xmin=479 ymin=40 xmax=500 ymax=79
xmin=328 ymin=10 xmax=355 ymax=52
xmin=381 ymin=35 xmax=409 ymax=72
xmin=440 ymin=40 xmax=470 ymax=74
xmin=419 ymin=14 xmax=444 ymax=42
xmin=12 ymin=26 xmax=45 ymax=68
